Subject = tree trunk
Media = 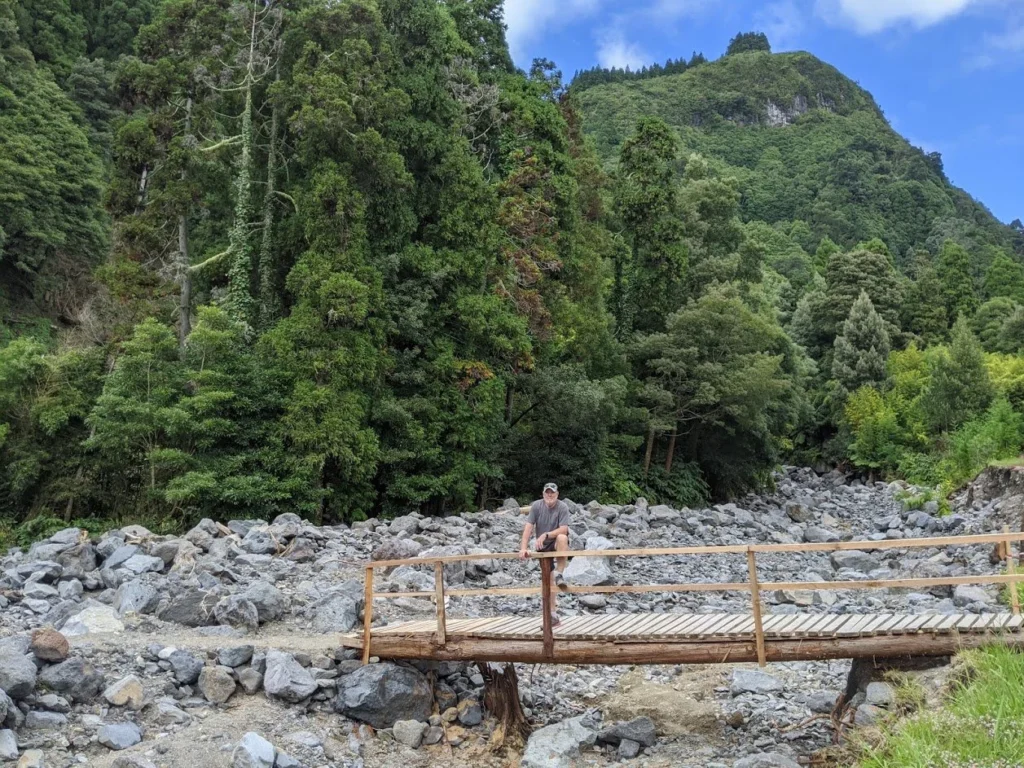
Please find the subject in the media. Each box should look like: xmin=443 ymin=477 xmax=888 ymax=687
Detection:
xmin=258 ymin=62 xmax=281 ymax=328
xmin=178 ymin=95 xmax=194 ymax=355
xmin=476 ymin=662 xmax=530 ymax=750
xmin=642 ymin=422 xmax=656 ymax=479
xmin=664 ymin=422 xmax=678 ymax=474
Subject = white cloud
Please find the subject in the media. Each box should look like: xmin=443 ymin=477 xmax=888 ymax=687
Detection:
xmin=756 ymin=0 xmax=808 ymax=49
xmin=597 ymin=32 xmax=650 ymax=70
xmin=503 ymin=0 xmax=602 ymax=60
xmin=816 ymin=0 xmax=989 ymax=33
xmin=966 ymin=19 xmax=1024 ymax=69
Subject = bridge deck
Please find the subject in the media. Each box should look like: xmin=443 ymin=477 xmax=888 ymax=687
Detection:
xmin=342 ymin=611 xmax=1024 ymax=665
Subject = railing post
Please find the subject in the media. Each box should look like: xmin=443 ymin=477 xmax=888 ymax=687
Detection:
xmin=747 ymin=548 xmax=767 ymax=667
xmin=540 ymin=555 xmax=554 ymax=659
xmin=434 ymin=561 xmax=447 ymax=645
xmin=1004 ymin=526 xmax=1021 ymax=616
xmin=362 ymin=565 xmax=374 ymax=665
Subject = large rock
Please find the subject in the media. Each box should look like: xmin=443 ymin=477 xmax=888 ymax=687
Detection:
xmin=198 ymin=666 xmax=237 ymax=704
xmin=215 ymin=596 xmax=260 ymax=631
xmin=393 ymin=720 xmax=428 ymax=748
xmin=30 ymin=629 xmax=69 ymax=663
xmin=334 ymin=663 xmax=433 ymax=729
xmin=734 ymin=754 xmax=801 ymax=768
xmin=830 ymin=550 xmax=880 ymax=573
xmin=114 ymin=580 xmax=161 ymax=616
xmin=264 ymin=651 xmax=317 ymax=703
xmin=184 ymin=519 xmax=219 ymax=551
xmin=0 ymin=730 xmax=16 ymax=761
xmin=241 ymin=529 xmax=277 ymax=555
xmin=562 ymin=555 xmax=613 ymax=587
xmin=371 ymin=538 xmax=423 ymax=562
xmin=312 ymin=593 xmax=361 ymax=634
xmin=521 ymin=715 xmax=597 ymax=768
xmin=596 ymin=717 xmax=656 ymax=748
xmin=243 ymin=582 xmax=286 ymax=623
xmin=953 ymin=584 xmax=991 ymax=607
xmin=98 ymin=722 xmax=143 ymax=750
xmin=158 ymin=589 xmax=218 ymax=627
xmin=232 ymin=732 xmax=276 ymax=768
xmin=39 ymin=658 xmax=105 ymax=702
xmin=417 ymin=546 xmax=467 ymax=584
xmin=120 ymin=554 xmax=165 ymax=575
xmin=61 ymin=604 xmax=124 ymax=636
xmin=104 ymin=545 xmax=139 ymax=569
xmin=103 ymin=676 xmax=145 ymax=709
xmin=0 ymin=651 xmax=38 ymax=700
xmin=219 ymin=646 xmax=254 ymax=668
xmin=730 ymin=669 xmax=784 ymax=696
xmin=168 ymin=651 xmax=203 ymax=685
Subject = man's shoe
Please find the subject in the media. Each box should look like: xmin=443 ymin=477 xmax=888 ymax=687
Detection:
xmin=554 ymin=572 xmax=565 ymax=587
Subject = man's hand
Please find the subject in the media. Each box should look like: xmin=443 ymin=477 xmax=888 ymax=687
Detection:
xmin=519 ymin=548 xmax=529 ymax=560
xmin=536 ymin=533 xmax=546 ymax=549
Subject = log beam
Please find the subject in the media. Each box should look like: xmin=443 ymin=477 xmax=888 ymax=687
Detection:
xmin=343 ymin=631 xmax=1024 ymax=665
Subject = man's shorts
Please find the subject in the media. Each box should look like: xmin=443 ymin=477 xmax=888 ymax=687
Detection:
xmin=538 ymin=537 xmax=558 ymax=553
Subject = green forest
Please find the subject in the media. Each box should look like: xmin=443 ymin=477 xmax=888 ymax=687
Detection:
xmin=2 ymin=6 xmax=1023 ymax=541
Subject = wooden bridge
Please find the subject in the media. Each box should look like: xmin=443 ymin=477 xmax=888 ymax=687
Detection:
xmin=341 ymin=528 xmax=1024 ymax=667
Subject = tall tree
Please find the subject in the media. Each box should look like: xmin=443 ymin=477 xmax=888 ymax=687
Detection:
xmin=831 ymin=290 xmax=890 ymax=396
xmin=904 ymin=254 xmax=948 ymax=345
xmin=923 ymin=314 xmax=993 ymax=432
xmin=937 ymin=239 xmax=979 ymax=324
xmin=614 ymin=116 xmax=686 ymax=336
xmin=824 ymin=247 xmax=902 ymax=339
xmin=982 ymin=249 xmax=1024 ymax=303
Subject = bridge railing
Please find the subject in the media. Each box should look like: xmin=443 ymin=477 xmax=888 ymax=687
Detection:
xmin=360 ymin=527 xmax=1024 ymax=665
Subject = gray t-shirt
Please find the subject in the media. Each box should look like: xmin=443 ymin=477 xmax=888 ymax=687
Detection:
xmin=527 ymin=499 xmax=570 ymax=537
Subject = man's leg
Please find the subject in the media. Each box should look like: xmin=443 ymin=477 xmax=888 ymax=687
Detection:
xmin=554 ymin=534 xmax=569 ymax=573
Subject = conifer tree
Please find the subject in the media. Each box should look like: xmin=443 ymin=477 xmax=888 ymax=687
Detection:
xmin=973 ymin=297 xmax=1019 ymax=352
xmin=982 ymin=250 xmax=1024 ymax=303
xmin=998 ymin=306 xmax=1024 ymax=354
xmin=904 ymin=256 xmax=948 ymax=345
xmin=937 ymin=240 xmax=979 ymax=323
xmin=831 ymin=291 xmax=890 ymax=396
xmin=923 ymin=314 xmax=993 ymax=432
xmin=824 ymin=247 xmax=902 ymax=338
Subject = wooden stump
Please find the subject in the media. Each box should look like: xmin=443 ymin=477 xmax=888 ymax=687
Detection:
xmin=477 ymin=661 xmax=531 ymax=750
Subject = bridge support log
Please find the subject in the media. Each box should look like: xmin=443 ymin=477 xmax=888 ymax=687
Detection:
xmin=350 ymin=632 xmax=1024 ymax=666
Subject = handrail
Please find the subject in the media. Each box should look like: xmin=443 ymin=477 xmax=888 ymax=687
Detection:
xmin=366 ymin=530 xmax=1024 ymax=569
xmin=359 ymin=528 xmax=1024 ymax=667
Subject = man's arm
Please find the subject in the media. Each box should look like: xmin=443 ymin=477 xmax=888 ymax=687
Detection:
xmin=519 ymin=522 xmax=534 ymax=558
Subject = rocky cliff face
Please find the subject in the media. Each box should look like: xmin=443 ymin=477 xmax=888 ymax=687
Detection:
xmin=0 ymin=466 xmax=1019 ymax=767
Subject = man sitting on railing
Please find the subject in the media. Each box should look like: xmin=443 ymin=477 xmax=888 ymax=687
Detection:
xmin=519 ymin=482 xmax=571 ymax=626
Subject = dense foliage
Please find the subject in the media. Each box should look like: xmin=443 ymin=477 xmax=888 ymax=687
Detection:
xmin=1 ymin=18 xmax=1022 ymax=539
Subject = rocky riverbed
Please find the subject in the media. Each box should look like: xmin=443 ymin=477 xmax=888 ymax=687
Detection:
xmin=2 ymin=466 xmax=1023 ymax=768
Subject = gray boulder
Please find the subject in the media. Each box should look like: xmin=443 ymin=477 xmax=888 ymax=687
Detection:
xmin=371 ymin=539 xmax=422 ymax=562
xmin=159 ymin=589 xmax=218 ymax=627
xmin=830 ymin=550 xmax=880 ymax=573
xmin=953 ymin=584 xmax=991 ymax=607
xmin=417 ymin=545 xmax=467 ymax=584
xmin=730 ymin=669 xmax=784 ymax=696
xmin=312 ymin=593 xmax=361 ymax=634
xmin=393 ymin=719 xmax=428 ymax=748
xmin=114 ymin=579 xmax=161 ymax=616
xmin=264 ymin=651 xmax=317 ymax=703
xmin=61 ymin=604 xmax=124 ymax=636
xmin=104 ymin=545 xmax=139 ymax=569
xmin=219 ymin=646 xmax=255 ymax=668
xmin=120 ymin=554 xmax=165 ymax=575
xmin=0 ymin=730 xmax=16 ymax=762
xmin=734 ymin=754 xmax=801 ymax=768
xmin=168 ymin=650 xmax=204 ymax=685
xmin=242 ymin=529 xmax=277 ymax=555
xmin=0 ymin=650 xmax=37 ymax=700
xmin=243 ymin=581 xmax=286 ymax=623
xmin=215 ymin=596 xmax=260 ymax=631
xmin=521 ymin=715 xmax=597 ymax=768
xmin=98 ymin=721 xmax=143 ymax=750
xmin=232 ymin=732 xmax=276 ymax=768
xmin=39 ymin=657 xmax=106 ymax=702
xmin=198 ymin=666 xmax=237 ymax=704
xmin=596 ymin=716 xmax=656 ymax=748
xmin=334 ymin=663 xmax=432 ymax=729
xmin=562 ymin=555 xmax=613 ymax=586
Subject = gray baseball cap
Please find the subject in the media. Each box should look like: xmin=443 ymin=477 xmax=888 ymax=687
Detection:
xmin=543 ymin=482 xmax=558 ymax=492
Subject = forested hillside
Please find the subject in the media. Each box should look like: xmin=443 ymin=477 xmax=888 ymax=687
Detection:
xmin=1 ymin=8 xmax=1022 ymax=542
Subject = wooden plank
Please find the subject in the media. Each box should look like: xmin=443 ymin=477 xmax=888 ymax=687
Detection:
xmin=1007 ymin=614 xmax=1024 ymax=630
xmin=711 ymin=615 xmax=750 ymax=637
xmin=687 ymin=614 xmax=731 ymax=638
xmin=573 ymin=615 xmax=622 ymax=640
xmin=955 ymin=614 xmax=982 ymax=632
xmin=759 ymin=614 xmax=791 ymax=633
xmin=836 ymin=615 xmax=874 ymax=637
xmin=811 ymin=615 xmax=851 ymax=638
xmin=859 ymin=614 xmax=895 ymax=636
xmin=563 ymin=615 xmax=608 ymax=637
xmin=452 ymin=618 xmax=503 ymax=636
xmin=598 ymin=615 xmax=640 ymax=638
xmin=725 ymin=616 xmax=756 ymax=636
xmin=765 ymin=614 xmax=806 ymax=638
xmin=936 ymin=614 xmax=962 ymax=633
xmin=888 ymin=615 xmax=921 ymax=635
xmin=917 ymin=614 xmax=948 ymax=634
xmin=470 ymin=617 xmax=522 ymax=637
xmin=651 ymin=614 xmax=704 ymax=637
xmin=362 ymin=566 xmax=374 ymax=665
xmin=902 ymin=614 xmax=934 ymax=633
xmin=639 ymin=614 xmax=685 ymax=637
xmin=618 ymin=614 xmax=667 ymax=638
xmin=610 ymin=615 xmax=654 ymax=640
xmin=798 ymin=614 xmax=839 ymax=637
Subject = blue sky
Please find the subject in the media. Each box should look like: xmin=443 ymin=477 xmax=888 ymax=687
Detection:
xmin=502 ymin=0 xmax=1023 ymax=225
